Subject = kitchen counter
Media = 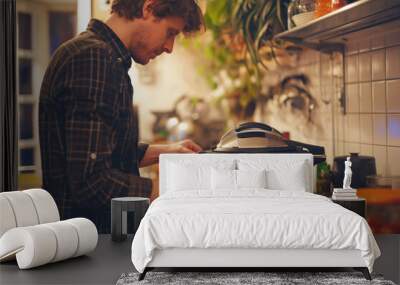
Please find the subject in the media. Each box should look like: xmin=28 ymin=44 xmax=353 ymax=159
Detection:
xmin=0 ymin=235 xmax=134 ymax=285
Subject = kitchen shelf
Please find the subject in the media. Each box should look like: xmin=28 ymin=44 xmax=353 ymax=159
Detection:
xmin=275 ymin=0 xmax=400 ymax=53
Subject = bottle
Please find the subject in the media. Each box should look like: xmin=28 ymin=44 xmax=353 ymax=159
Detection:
xmin=315 ymin=0 xmax=332 ymax=18
xmin=332 ymin=0 xmax=347 ymax=11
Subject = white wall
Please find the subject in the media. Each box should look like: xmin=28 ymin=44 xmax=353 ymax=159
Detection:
xmin=77 ymin=0 xmax=91 ymax=33
xmin=131 ymin=43 xmax=212 ymax=142
xmin=337 ymin=20 xmax=400 ymax=176
xmin=255 ymin=20 xmax=400 ymax=175
xmin=254 ymin=48 xmax=336 ymax=165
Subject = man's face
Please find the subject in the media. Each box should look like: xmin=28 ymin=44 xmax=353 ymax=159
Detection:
xmin=129 ymin=15 xmax=185 ymax=65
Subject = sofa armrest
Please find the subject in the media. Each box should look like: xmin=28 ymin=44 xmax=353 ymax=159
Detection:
xmin=0 ymin=218 xmax=98 ymax=269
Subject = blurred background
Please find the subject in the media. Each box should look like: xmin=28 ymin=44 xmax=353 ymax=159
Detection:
xmin=17 ymin=0 xmax=78 ymax=188
xmin=16 ymin=0 xmax=399 ymax=236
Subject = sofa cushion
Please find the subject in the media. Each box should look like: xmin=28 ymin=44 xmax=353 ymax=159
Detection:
xmin=0 ymin=189 xmax=97 ymax=269
xmin=0 ymin=218 xmax=97 ymax=269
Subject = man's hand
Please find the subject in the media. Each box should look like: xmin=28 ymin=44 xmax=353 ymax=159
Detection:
xmin=167 ymin=139 xmax=203 ymax=153
xmin=139 ymin=139 xmax=203 ymax=167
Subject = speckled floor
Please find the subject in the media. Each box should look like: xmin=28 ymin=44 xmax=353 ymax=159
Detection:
xmin=117 ymin=271 xmax=395 ymax=285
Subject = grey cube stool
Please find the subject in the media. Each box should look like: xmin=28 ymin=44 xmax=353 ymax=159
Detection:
xmin=111 ymin=197 xmax=149 ymax=242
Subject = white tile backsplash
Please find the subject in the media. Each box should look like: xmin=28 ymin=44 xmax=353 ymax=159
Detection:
xmin=372 ymin=81 xmax=386 ymax=113
xmin=387 ymin=147 xmax=400 ymax=175
xmin=336 ymin=114 xmax=344 ymax=143
xmin=335 ymin=31 xmax=397 ymax=173
xmin=388 ymin=114 xmax=400 ymax=146
xmin=371 ymin=49 xmax=386 ymax=81
xmin=359 ymin=52 xmax=372 ymax=82
xmin=373 ymin=145 xmax=387 ymax=175
xmin=346 ymin=41 xmax=358 ymax=55
xmin=335 ymin=28 xmax=399 ymax=172
xmin=386 ymin=79 xmax=400 ymax=113
xmin=346 ymin=114 xmax=360 ymax=142
xmin=360 ymin=82 xmax=372 ymax=113
xmin=345 ymin=142 xmax=361 ymax=154
xmin=373 ymin=114 xmax=387 ymax=145
xmin=386 ymin=46 xmax=400 ymax=79
xmin=358 ymin=38 xmax=371 ymax=53
xmin=346 ymin=54 xmax=358 ymax=83
xmin=385 ymin=28 xmax=400 ymax=47
xmin=336 ymin=141 xmax=345 ymax=155
xmin=360 ymin=114 xmax=373 ymax=144
xmin=346 ymin=83 xmax=359 ymax=113
xmin=360 ymin=144 xmax=373 ymax=156
xmin=262 ymin=23 xmax=399 ymax=173
xmin=371 ymin=34 xmax=385 ymax=50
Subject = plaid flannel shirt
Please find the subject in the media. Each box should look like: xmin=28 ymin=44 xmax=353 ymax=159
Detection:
xmin=39 ymin=19 xmax=152 ymax=233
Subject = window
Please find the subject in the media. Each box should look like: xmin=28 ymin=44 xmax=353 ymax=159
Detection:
xmin=18 ymin=58 xmax=32 ymax=95
xmin=18 ymin=12 xmax=32 ymax=50
xmin=19 ymin=103 xmax=34 ymax=140
xmin=16 ymin=0 xmax=78 ymax=189
xmin=17 ymin=10 xmax=36 ymax=174
xmin=20 ymin=148 xmax=35 ymax=167
xmin=49 ymin=11 xmax=76 ymax=55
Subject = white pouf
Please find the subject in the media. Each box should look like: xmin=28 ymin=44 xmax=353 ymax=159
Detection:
xmin=0 ymin=189 xmax=98 ymax=269
xmin=1 ymin=191 xmax=40 ymax=227
xmin=24 ymin=188 xmax=60 ymax=223
xmin=0 ymin=196 xmax=17 ymax=237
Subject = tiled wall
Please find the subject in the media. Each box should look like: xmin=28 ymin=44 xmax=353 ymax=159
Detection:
xmin=338 ymin=24 xmax=400 ymax=176
xmin=259 ymin=21 xmax=400 ymax=176
xmin=256 ymin=48 xmax=336 ymax=166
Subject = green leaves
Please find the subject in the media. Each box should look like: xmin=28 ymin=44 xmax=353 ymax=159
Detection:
xmin=203 ymin=0 xmax=290 ymax=71
xmin=230 ymin=0 xmax=289 ymax=70
xmin=188 ymin=0 xmax=292 ymax=120
xmin=204 ymin=0 xmax=234 ymax=35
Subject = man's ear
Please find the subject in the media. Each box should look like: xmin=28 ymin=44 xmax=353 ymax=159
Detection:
xmin=142 ymin=0 xmax=155 ymax=20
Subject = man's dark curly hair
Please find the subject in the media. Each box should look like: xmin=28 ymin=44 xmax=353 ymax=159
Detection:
xmin=111 ymin=0 xmax=204 ymax=34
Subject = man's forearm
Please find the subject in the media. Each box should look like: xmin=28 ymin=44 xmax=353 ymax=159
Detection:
xmin=139 ymin=140 xmax=203 ymax=168
xmin=139 ymin=144 xmax=170 ymax=167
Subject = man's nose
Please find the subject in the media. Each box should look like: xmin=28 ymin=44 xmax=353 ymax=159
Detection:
xmin=163 ymin=38 xmax=174 ymax=54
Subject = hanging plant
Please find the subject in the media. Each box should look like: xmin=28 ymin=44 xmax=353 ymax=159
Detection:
xmin=181 ymin=0 xmax=301 ymax=123
xmin=201 ymin=0 xmax=291 ymax=87
xmin=221 ymin=0 xmax=291 ymax=69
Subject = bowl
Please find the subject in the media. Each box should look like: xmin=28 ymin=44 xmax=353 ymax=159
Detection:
xmin=292 ymin=11 xmax=315 ymax=27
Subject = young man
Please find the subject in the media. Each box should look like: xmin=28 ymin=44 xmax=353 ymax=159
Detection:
xmin=39 ymin=0 xmax=204 ymax=233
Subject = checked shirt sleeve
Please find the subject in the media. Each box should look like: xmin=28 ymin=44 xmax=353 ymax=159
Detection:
xmin=137 ymin=143 xmax=149 ymax=163
xmin=62 ymin=47 xmax=152 ymax=208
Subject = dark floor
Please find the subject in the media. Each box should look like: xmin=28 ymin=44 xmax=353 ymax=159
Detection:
xmin=0 ymin=235 xmax=134 ymax=285
xmin=1 ymin=234 xmax=399 ymax=285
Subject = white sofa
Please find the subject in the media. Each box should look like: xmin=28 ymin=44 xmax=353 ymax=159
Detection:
xmin=0 ymin=189 xmax=98 ymax=269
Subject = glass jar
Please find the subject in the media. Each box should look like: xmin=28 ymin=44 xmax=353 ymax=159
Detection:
xmin=315 ymin=0 xmax=332 ymax=18
xmin=287 ymin=0 xmax=316 ymax=29
xmin=332 ymin=0 xmax=347 ymax=11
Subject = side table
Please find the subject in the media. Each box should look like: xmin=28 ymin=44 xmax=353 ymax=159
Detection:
xmin=111 ymin=197 xmax=149 ymax=242
xmin=331 ymin=197 xmax=366 ymax=218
